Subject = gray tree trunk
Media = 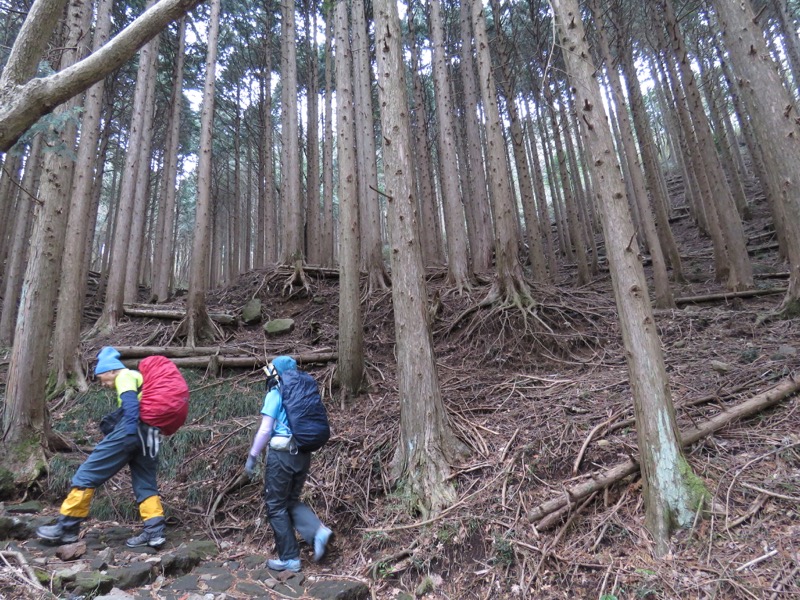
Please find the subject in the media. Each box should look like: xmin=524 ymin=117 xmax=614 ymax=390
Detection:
xmin=458 ymin=0 xmax=493 ymax=275
xmin=321 ymin=10 xmax=335 ymax=267
xmin=334 ymin=0 xmax=364 ymax=404
xmin=52 ymin=0 xmax=112 ymax=388
xmin=153 ymin=17 xmax=186 ymax=301
xmin=552 ymin=0 xmax=707 ymax=556
xmin=0 ymin=137 xmax=42 ymax=346
xmin=470 ymin=0 xmax=532 ymax=304
xmin=429 ymin=0 xmax=471 ymax=291
xmin=352 ymin=0 xmax=388 ymax=292
xmin=180 ymin=0 xmax=220 ymax=346
xmin=2 ymin=0 xmax=88 ymax=466
xmin=712 ymin=0 xmax=800 ymax=316
xmin=374 ymin=0 xmax=464 ymax=516
xmin=279 ymin=0 xmax=302 ymax=264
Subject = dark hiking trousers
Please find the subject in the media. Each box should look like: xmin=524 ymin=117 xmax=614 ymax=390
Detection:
xmin=265 ymin=448 xmax=322 ymax=561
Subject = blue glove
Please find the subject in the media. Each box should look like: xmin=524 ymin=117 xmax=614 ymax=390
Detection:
xmin=245 ymin=454 xmax=258 ymax=478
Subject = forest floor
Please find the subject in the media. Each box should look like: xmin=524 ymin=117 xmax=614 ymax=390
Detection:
xmin=2 ymin=183 xmax=800 ymax=599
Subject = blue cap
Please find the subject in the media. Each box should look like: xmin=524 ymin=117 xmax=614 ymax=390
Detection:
xmin=94 ymin=346 xmax=125 ymax=375
xmin=271 ymin=355 xmax=297 ymax=374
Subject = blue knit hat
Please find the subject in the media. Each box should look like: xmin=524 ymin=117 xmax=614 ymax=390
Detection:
xmin=94 ymin=346 xmax=125 ymax=376
xmin=271 ymin=355 xmax=297 ymax=374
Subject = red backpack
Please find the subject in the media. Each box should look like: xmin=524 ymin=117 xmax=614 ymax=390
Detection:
xmin=138 ymin=356 xmax=189 ymax=436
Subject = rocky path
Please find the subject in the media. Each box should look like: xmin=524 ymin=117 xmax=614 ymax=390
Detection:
xmin=1 ymin=502 xmax=369 ymax=600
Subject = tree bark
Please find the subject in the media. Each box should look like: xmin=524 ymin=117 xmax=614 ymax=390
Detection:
xmin=180 ymin=0 xmax=221 ymax=347
xmin=334 ymin=0 xmax=364 ymax=405
xmin=2 ymin=0 xmax=88 ymax=465
xmin=352 ymin=0 xmax=388 ymax=292
xmin=321 ymin=8 xmax=335 ymax=267
xmin=304 ymin=6 xmax=321 ymax=266
xmin=471 ymin=0 xmax=532 ymax=305
xmin=52 ymin=0 xmax=111 ymax=389
xmin=458 ymin=0 xmax=493 ymax=275
xmin=590 ymin=0 xmax=674 ymax=308
xmin=0 ymin=137 xmax=42 ymax=346
xmin=429 ymin=0 xmax=471 ymax=292
xmin=553 ymin=0 xmax=707 ymax=556
xmin=374 ymin=0 xmax=464 ymax=516
xmin=153 ymin=18 xmax=186 ymax=302
xmin=711 ymin=0 xmax=800 ymax=317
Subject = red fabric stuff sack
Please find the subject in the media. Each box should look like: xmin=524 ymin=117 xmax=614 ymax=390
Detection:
xmin=138 ymin=356 xmax=189 ymax=436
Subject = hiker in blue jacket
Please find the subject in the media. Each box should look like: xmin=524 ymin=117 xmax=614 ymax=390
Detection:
xmin=245 ymin=355 xmax=332 ymax=572
xmin=36 ymin=347 xmax=167 ymax=549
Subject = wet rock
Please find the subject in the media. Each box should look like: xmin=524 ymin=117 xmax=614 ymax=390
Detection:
xmin=54 ymin=561 xmax=89 ymax=583
xmin=5 ymin=501 xmax=43 ymax=513
xmin=161 ymin=540 xmax=219 ymax=576
xmin=0 ymin=515 xmax=33 ymax=540
xmin=108 ymin=562 xmax=155 ymax=589
xmin=94 ymin=587 xmax=136 ymax=600
xmin=57 ymin=541 xmax=88 ymax=561
xmin=241 ymin=554 xmax=269 ymax=569
xmin=90 ymin=547 xmax=115 ymax=570
xmin=198 ymin=569 xmax=234 ymax=591
xmin=69 ymin=571 xmax=115 ymax=596
xmin=307 ymin=579 xmax=370 ymax=600
xmin=235 ymin=580 xmax=273 ymax=597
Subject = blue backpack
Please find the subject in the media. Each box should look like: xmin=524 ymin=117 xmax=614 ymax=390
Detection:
xmin=279 ymin=370 xmax=331 ymax=452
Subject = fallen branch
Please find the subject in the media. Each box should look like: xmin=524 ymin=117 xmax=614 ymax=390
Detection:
xmin=123 ymin=305 xmax=236 ymax=324
xmin=527 ymin=374 xmax=800 ymax=524
xmin=0 ymin=550 xmax=46 ymax=591
xmin=674 ymin=287 xmax=786 ymax=306
xmin=115 ymin=345 xmax=248 ymax=358
xmin=122 ymin=351 xmax=337 ymax=370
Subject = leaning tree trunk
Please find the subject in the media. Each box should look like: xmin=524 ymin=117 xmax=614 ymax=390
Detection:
xmin=590 ymin=0 xmax=674 ymax=308
xmin=0 ymin=0 xmax=205 ymax=153
xmin=552 ymin=0 xmax=707 ymax=557
xmin=2 ymin=0 xmax=90 ymax=476
xmin=334 ymin=0 xmax=364 ymax=405
xmin=711 ymin=0 xmax=800 ymax=318
xmin=179 ymin=0 xmax=220 ymax=347
xmin=374 ymin=0 xmax=465 ymax=516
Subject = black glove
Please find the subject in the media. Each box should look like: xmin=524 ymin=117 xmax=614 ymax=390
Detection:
xmin=99 ymin=407 xmax=124 ymax=435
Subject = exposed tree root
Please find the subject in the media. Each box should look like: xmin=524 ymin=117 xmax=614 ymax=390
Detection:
xmin=282 ymin=260 xmax=313 ymax=297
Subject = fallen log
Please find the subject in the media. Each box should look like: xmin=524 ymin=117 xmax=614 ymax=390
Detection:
xmin=674 ymin=287 xmax=786 ymax=306
xmin=114 ymin=346 xmax=247 ymax=358
xmin=527 ymin=374 xmax=800 ymax=524
xmin=122 ymin=305 xmax=236 ymax=324
xmin=121 ymin=351 xmax=337 ymax=370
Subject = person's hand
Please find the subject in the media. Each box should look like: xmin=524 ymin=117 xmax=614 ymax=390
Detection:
xmin=245 ymin=454 xmax=258 ymax=478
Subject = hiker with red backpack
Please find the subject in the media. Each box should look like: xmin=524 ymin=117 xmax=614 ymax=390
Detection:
xmin=245 ymin=355 xmax=332 ymax=572
xmin=36 ymin=346 xmax=189 ymax=549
